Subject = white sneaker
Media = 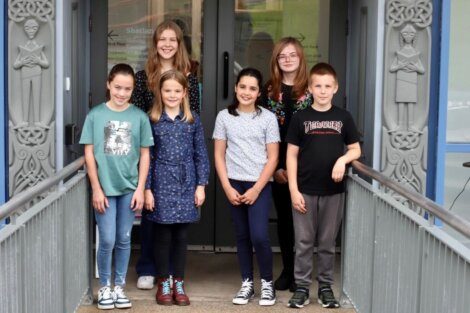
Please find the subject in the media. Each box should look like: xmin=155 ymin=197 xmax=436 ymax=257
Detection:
xmin=137 ymin=275 xmax=155 ymax=289
xmin=97 ymin=286 xmax=114 ymax=310
xmin=113 ymin=285 xmax=132 ymax=309
xmin=259 ymin=279 xmax=276 ymax=306
xmin=232 ymin=278 xmax=254 ymax=305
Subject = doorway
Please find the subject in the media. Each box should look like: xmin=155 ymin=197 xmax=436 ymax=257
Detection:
xmin=90 ymin=0 xmax=348 ymax=250
xmin=62 ymin=0 xmax=89 ymax=166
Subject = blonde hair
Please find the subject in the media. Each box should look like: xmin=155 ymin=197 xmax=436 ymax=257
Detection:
xmin=145 ymin=20 xmax=191 ymax=93
xmin=149 ymin=69 xmax=194 ymax=123
xmin=267 ymin=37 xmax=308 ymax=101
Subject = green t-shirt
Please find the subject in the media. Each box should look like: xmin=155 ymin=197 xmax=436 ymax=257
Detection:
xmin=79 ymin=103 xmax=154 ymax=196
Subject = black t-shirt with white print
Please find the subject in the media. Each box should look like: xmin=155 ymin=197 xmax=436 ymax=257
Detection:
xmin=286 ymin=105 xmax=360 ymax=195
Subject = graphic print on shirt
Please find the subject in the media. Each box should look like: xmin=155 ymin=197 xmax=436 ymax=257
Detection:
xmin=304 ymin=120 xmax=343 ymax=135
xmin=104 ymin=121 xmax=132 ymax=155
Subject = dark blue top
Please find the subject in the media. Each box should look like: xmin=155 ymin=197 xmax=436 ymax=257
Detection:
xmin=144 ymin=111 xmax=210 ymax=224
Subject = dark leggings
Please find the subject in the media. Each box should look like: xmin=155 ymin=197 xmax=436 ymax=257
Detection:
xmin=272 ymin=181 xmax=295 ymax=275
xmin=228 ymin=179 xmax=273 ymax=281
xmin=154 ymin=223 xmax=189 ymax=278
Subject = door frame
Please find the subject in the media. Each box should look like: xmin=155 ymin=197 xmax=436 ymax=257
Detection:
xmin=346 ymin=0 xmax=384 ymax=170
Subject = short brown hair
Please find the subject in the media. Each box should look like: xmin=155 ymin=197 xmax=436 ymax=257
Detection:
xmin=309 ymin=62 xmax=338 ymax=84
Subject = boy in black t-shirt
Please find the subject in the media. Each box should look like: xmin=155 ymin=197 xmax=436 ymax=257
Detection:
xmin=285 ymin=63 xmax=361 ymax=309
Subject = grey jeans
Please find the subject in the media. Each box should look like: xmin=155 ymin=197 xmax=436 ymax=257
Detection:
xmin=292 ymin=193 xmax=344 ymax=288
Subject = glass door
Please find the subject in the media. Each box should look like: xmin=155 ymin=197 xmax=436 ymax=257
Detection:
xmin=107 ymin=0 xmax=203 ymax=79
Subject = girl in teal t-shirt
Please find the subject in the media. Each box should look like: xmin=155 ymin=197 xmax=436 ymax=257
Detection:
xmin=79 ymin=64 xmax=153 ymax=310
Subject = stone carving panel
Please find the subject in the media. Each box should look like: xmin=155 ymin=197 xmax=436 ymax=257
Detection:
xmin=8 ymin=0 xmax=55 ymax=197
xmin=382 ymin=0 xmax=432 ymax=211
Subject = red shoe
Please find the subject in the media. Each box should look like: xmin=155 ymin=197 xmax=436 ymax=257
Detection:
xmin=173 ymin=278 xmax=190 ymax=306
xmin=155 ymin=277 xmax=173 ymax=305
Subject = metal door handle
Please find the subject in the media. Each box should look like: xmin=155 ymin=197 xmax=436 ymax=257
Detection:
xmin=223 ymin=52 xmax=229 ymax=99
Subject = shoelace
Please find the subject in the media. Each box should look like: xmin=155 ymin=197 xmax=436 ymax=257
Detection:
xmin=236 ymin=278 xmax=253 ymax=298
xmin=161 ymin=279 xmax=171 ymax=295
xmin=114 ymin=286 xmax=127 ymax=299
xmin=260 ymin=279 xmax=274 ymax=299
xmin=175 ymin=280 xmax=185 ymax=295
xmin=99 ymin=287 xmax=113 ymax=299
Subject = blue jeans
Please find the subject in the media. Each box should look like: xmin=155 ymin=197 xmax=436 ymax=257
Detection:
xmin=95 ymin=192 xmax=135 ymax=287
xmin=228 ymin=180 xmax=273 ymax=281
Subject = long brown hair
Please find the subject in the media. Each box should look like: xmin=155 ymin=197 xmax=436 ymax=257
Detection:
xmin=149 ymin=69 xmax=194 ymax=123
xmin=267 ymin=37 xmax=308 ymax=101
xmin=145 ymin=20 xmax=191 ymax=94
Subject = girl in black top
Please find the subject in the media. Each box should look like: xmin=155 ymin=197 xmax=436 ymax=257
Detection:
xmin=261 ymin=37 xmax=312 ymax=292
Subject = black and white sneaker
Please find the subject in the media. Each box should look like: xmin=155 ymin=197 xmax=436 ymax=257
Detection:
xmin=317 ymin=284 xmax=340 ymax=308
xmin=232 ymin=278 xmax=254 ymax=305
xmin=113 ymin=285 xmax=132 ymax=309
xmin=288 ymin=287 xmax=310 ymax=308
xmin=97 ymin=286 xmax=114 ymax=310
xmin=259 ymin=279 xmax=276 ymax=306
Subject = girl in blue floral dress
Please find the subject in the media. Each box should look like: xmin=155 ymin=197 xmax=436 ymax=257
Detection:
xmin=144 ymin=69 xmax=209 ymax=306
xmin=261 ymin=37 xmax=312 ymax=292
xmin=132 ymin=21 xmax=200 ymax=290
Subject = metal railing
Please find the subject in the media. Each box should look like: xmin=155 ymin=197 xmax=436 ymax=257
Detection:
xmin=0 ymin=157 xmax=91 ymax=313
xmin=341 ymin=160 xmax=470 ymax=313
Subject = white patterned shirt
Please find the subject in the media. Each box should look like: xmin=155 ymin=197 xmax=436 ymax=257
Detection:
xmin=213 ymin=107 xmax=280 ymax=182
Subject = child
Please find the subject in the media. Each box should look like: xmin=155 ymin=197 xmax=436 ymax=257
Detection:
xmin=144 ymin=69 xmax=209 ymax=306
xmin=286 ymin=63 xmax=361 ymax=309
xmin=131 ymin=20 xmax=201 ymax=290
xmin=213 ymin=68 xmax=280 ymax=306
xmin=261 ymin=37 xmax=312 ymax=292
xmin=79 ymin=63 xmax=154 ymax=310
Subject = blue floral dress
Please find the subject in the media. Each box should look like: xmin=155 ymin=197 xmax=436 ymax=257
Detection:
xmin=144 ymin=111 xmax=209 ymax=224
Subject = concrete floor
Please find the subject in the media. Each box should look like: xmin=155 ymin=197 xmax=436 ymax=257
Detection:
xmin=77 ymin=251 xmax=356 ymax=313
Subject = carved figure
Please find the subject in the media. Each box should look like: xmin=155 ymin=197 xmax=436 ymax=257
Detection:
xmin=390 ymin=24 xmax=425 ymax=130
xmin=13 ymin=18 xmax=49 ymax=127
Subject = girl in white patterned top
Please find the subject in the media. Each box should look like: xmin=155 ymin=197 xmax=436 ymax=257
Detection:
xmin=213 ymin=68 xmax=280 ymax=306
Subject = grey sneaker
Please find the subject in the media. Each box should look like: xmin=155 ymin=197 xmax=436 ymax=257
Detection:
xmin=97 ymin=286 xmax=114 ymax=310
xmin=288 ymin=287 xmax=310 ymax=308
xmin=113 ymin=285 xmax=132 ymax=309
xmin=232 ymin=278 xmax=254 ymax=305
xmin=317 ymin=284 xmax=339 ymax=308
